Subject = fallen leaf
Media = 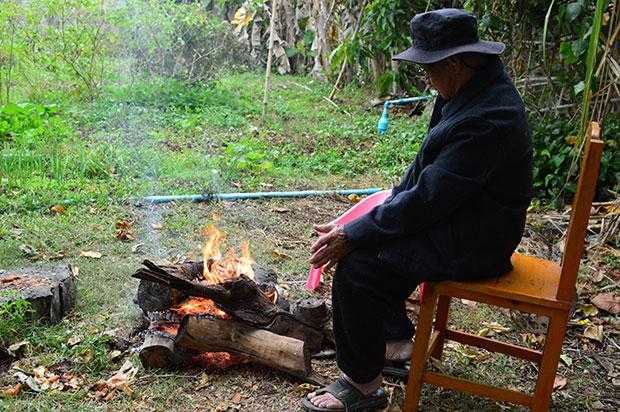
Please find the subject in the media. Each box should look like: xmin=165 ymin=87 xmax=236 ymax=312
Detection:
xmin=14 ymin=371 xmax=41 ymax=392
xmin=478 ymin=321 xmax=510 ymax=337
xmin=553 ymin=375 xmax=567 ymax=390
xmin=578 ymin=304 xmax=599 ymax=317
xmin=18 ymin=244 xmax=37 ymax=258
xmin=69 ymin=264 xmax=80 ymax=279
xmin=80 ymin=250 xmax=102 ymax=259
xmin=347 ymin=194 xmax=361 ymax=203
xmin=115 ymin=220 xmax=135 ymax=241
xmin=612 ymin=378 xmax=620 ymax=387
xmin=460 ymin=299 xmax=478 ymax=307
xmin=270 ymin=207 xmax=290 ymax=213
xmin=591 ymin=293 xmax=620 ymax=315
xmin=50 ymin=205 xmax=66 ymax=215
xmin=92 ymin=359 xmax=138 ymax=401
xmin=108 ymin=350 xmax=122 ymax=361
xmin=10 ymin=228 xmax=23 ymax=237
xmin=67 ymin=335 xmax=82 ymax=346
xmin=7 ymin=340 xmax=30 ymax=357
xmin=194 ymin=373 xmax=210 ymax=390
xmin=591 ymin=400 xmax=605 ymax=410
xmin=271 ymin=249 xmax=291 ymax=261
xmin=131 ymin=243 xmax=143 ymax=254
xmin=560 ymin=354 xmax=573 ymax=367
xmin=79 ymin=348 xmax=94 ymax=363
xmin=583 ymin=325 xmax=604 ymax=342
xmin=230 ymin=392 xmax=242 ymax=403
xmin=1 ymin=383 xmax=22 ymax=398
xmin=151 ymin=223 xmax=163 ymax=230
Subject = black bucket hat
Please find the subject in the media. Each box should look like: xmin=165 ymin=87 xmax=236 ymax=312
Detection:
xmin=393 ymin=8 xmax=505 ymax=64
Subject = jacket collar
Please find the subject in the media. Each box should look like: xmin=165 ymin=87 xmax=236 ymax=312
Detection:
xmin=441 ymin=57 xmax=505 ymax=119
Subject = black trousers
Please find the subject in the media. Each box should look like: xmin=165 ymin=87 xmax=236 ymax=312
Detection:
xmin=332 ymin=247 xmax=426 ymax=384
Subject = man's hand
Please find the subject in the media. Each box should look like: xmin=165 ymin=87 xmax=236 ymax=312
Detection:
xmin=309 ymin=223 xmax=350 ymax=272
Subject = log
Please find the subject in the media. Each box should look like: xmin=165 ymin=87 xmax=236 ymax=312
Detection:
xmin=134 ymin=261 xmax=201 ymax=313
xmin=0 ymin=265 xmax=76 ymax=324
xmin=175 ymin=315 xmax=311 ymax=379
xmin=132 ymin=260 xmax=324 ymax=352
xmin=139 ymin=330 xmax=176 ymax=369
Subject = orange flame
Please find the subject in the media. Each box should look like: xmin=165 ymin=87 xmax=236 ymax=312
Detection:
xmin=202 ymin=224 xmax=255 ymax=284
xmin=170 ymin=297 xmax=228 ymax=319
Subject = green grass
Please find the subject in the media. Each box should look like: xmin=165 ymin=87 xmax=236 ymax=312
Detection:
xmin=1 ymin=71 xmax=426 ymax=215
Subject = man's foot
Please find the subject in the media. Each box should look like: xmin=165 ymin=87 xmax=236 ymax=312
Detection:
xmin=305 ymin=375 xmax=382 ymax=410
xmin=385 ymin=339 xmax=413 ymax=362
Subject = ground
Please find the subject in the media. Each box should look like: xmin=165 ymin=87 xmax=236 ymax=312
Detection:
xmin=0 ymin=71 xmax=618 ymax=411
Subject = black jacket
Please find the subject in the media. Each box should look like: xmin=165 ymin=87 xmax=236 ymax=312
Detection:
xmin=345 ymin=58 xmax=533 ymax=281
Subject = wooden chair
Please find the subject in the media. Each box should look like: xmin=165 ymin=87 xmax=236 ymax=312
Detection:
xmin=404 ymin=122 xmax=604 ymax=411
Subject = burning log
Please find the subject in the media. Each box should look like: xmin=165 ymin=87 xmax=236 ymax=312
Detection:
xmin=175 ymin=315 xmax=311 ymax=379
xmin=132 ymin=260 xmax=325 ymax=352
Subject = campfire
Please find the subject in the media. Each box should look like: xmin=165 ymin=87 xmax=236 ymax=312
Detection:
xmin=132 ymin=225 xmax=331 ymax=382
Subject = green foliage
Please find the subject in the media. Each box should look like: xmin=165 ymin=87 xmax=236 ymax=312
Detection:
xmin=0 ymin=292 xmax=32 ymax=347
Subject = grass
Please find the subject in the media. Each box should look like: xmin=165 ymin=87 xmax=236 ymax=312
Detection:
xmin=1 ymin=70 xmax=618 ymax=411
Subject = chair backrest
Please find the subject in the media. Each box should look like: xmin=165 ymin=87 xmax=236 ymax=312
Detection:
xmin=557 ymin=122 xmax=604 ymax=301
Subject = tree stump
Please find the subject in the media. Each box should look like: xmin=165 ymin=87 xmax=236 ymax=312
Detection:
xmin=0 ymin=265 xmax=76 ymax=324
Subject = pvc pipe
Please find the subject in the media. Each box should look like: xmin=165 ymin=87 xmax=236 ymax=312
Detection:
xmin=143 ymin=188 xmax=383 ymax=205
xmin=378 ymin=95 xmax=434 ymax=135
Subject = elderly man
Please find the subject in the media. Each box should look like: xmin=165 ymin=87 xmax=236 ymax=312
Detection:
xmin=303 ymin=8 xmax=533 ymax=412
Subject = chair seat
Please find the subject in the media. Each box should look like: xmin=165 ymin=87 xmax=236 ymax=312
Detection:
xmin=436 ymin=254 xmax=570 ymax=310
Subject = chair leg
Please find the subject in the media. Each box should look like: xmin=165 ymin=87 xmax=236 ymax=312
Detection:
xmin=430 ymin=295 xmax=450 ymax=360
xmin=404 ymin=285 xmax=438 ymax=412
xmin=531 ymin=310 xmax=569 ymax=412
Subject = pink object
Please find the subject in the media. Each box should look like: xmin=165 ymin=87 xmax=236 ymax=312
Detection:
xmin=306 ymin=190 xmax=391 ymax=291
xmin=305 ymin=189 xmax=429 ymax=303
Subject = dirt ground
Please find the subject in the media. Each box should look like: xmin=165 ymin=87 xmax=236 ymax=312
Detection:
xmin=1 ymin=196 xmax=619 ymax=411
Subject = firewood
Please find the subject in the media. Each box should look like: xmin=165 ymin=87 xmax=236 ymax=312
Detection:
xmin=175 ymin=315 xmax=311 ymax=379
xmin=139 ymin=331 xmax=176 ymax=369
xmin=132 ymin=260 xmax=325 ymax=352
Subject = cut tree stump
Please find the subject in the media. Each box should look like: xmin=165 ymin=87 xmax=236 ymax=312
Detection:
xmin=176 ymin=315 xmax=311 ymax=379
xmin=0 ymin=265 xmax=76 ymax=324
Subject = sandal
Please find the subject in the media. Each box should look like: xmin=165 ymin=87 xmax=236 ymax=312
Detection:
xmin=382 ymin=360 xmax=410 ymax=381
xmin=301 ymin=377 xmax=388 ymax=412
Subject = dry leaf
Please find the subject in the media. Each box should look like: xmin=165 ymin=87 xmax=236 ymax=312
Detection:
xmin=271 ymin=207 xmax=290 ymax=213
xmin=591 ymin=293 xmax=620 ymax=315
xmin=478 ymin=321 xmax=510 ymax=337
xmin=115 ymin=220 xmax=135 ymax=241
xmin=7 ymin=340 xmax=30 ymax=357
xmin=578 ymin=304 xmax=599 ymax=317
xmin=80 ymin=250 xmax=102 ymax=259
xmin=69 ymin=264 xmax=80 ymax=279
xmin=560 ymin=354 xmax=573 ymax=367
xmin=131 ymin=243 xmax=143 ymax=254
xmin=230 ymin=392 xmax=242 ymax=403
xmin=553 ymin=375 xmax=567 ymax=390
xmin=50 ymin=205 xmax=66 ymax=215
xmin=14 ymin=371 xmax=41 ymax=392
xmin=583 ymin=325 xmax=604 ymax=342
xmin=67 ymin=335 xmax=82 ymax=346
xmin=19 ymin=244 xmax=37 ymax=258
xmin=1 ymin=383 xmax=22 ymax=398
xmin=460 ymin=299 xmax=477 ymax=307
xmin=271 ymin=249 xmax=291 ymax=261
xmin=151 ymin=223 xmax=163 ymax=230
xmin=92 ymin=359 xmax=138 ymax=401
xmin=347 ymin=194 xmax=362 ymax=203
xmin=108 ymin=350 xmax=122 ymax=361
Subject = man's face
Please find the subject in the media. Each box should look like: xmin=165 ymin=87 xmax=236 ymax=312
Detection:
xmin=418 ymin=58 xmax=465 ymax=100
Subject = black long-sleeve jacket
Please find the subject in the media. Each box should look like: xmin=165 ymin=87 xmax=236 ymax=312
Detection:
xmin=344 ymin=58 xmax=533 ymax=280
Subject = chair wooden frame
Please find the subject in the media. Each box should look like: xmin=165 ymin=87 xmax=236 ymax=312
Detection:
xmin=404 ymin=122 xmax=604 ymax=411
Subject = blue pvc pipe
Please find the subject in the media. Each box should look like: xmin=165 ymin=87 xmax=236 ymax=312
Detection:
xmin=144 ymin=188 xmax=383 ymax=205
xmin=378 ymin=95 xmax=434 ymax=135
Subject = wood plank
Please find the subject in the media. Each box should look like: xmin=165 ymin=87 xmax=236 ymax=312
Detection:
xmin=446 ymin=330 xmax=542 ymax=363
xmin=435 ymin=283 xmax=562 ymax=316
xmin=423 ymin=371 xmax=533 ymax=407
xmin=427 ymin=330 xmax=440 ymax=361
